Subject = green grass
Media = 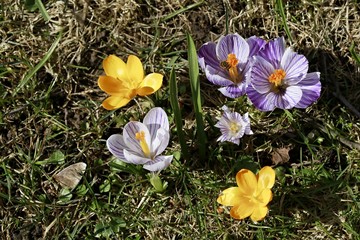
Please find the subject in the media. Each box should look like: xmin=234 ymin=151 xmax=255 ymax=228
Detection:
xmin=1 ymin=0 xmax=360 ymax=239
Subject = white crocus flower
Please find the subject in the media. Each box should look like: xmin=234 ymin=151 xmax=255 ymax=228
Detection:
xmin=215 ymin=106 xmax=253 ymax=145
xmin=107 ymin=107 xmax=173 ymax=172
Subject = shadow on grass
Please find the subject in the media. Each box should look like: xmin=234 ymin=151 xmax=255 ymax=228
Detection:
xmin=271 ymin=171 xmax=360 ymax=236
xmin=306 ymin=47 xmax=360 ymax=117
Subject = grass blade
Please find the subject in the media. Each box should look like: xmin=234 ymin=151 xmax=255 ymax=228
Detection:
xmin=276 ymin=0 xmax=293 ymax=43
xmin=350 ymin=41 xmax=360 ymax=65
xmin=35 ymin=0 xmax=50 ymax=22
xmin=225 ymin=3 xmax=229 ymax=35
xmin=169 ymin=67 xmax=189 ymax=160
xmin=12 ymin=31 xmax=62 ymax=96
xmin=186 ymin=33 xmax=206 ymax=161
xmin=161 ymin=1 xmax=204 ymax=22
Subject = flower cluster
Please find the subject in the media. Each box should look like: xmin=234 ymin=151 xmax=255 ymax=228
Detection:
xmin=198 ymin=34 xmax=321 ymax=111
xmin=98 ymin=55 xmax=172 ymax=179
xmin=98 ymin=32 xmax=321 ymax=222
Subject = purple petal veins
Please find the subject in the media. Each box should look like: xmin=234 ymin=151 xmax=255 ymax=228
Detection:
xmin=248 ymin=37 xmax=321 ymax=111
xmin=198 ymin=34 xmax=261 ymax=98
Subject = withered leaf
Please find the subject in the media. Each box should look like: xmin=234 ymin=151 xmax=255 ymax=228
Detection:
xmin=53 ymin=162 xmax=87 ymax=189
xmin=271 ymin=147 xmax=290 ymax=165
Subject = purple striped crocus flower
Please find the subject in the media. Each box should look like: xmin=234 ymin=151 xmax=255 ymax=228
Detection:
xmin=215 ymin=106 xmax=253 ymax=145
xmin=198 ymin=34 xmax=266 ymax=98
xmin=106 ymin=107 xmax=173 ymax=172
xmin=247 ymin=37 xmax=321 ymax=111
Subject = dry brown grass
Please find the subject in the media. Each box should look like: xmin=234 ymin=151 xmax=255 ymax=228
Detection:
xmin=1 ymin=0 xmax=360 ymax=239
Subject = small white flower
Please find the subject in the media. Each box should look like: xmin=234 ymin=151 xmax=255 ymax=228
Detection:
xmin=214 ymin=106 xmax=253 ymax=145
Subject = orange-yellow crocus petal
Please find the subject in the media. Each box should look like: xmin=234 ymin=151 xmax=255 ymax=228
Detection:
xmin=127 ymin=55 xmax=144 ymax=85
xmin=140 ymin=73 xmax=163 ymax=90
xmin=103 ymin=55 xmax=128 ymax=81
xmin=250 ymin=206 xmax=268 ymax=222
xmin=256 ymin=189 xmax=273 ymax=206
xmin=236 ymin=169 xmax=257 ymax=196
xmin=102 ymin=96 xmax=132 ymax=110
xmin=257 ymin=166 xmax=276 ymax=192
xmin=229 ymin=196 xmax=255 ymax=220
xmin=136 ymin=87 xmax=154 ymax=96
xmin=137 ymin=73 xmax=163 ymax=96
xmin=98 ymin=76 xmax=129 ymax=96
xmin=217 ymin=187 xmax=242 ymax=206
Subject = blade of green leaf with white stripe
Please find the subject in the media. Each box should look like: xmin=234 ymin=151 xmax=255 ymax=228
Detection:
xmin=186 ymin=33 xmax=206 ymax=160
xmin=169 ymin=67 xmax=189 ymax=160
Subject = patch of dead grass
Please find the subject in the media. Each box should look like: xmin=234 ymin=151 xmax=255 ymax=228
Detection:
xmin=1 ymin=0 xmax=360 ymax=239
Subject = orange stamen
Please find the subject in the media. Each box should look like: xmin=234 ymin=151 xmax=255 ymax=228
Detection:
xmin=226 ymin=54 xmax=238 ymax=67
xmin=268 ymin=69 xmax=286 ymax=86
xmin=220 ymin=53 xmax=242 ymax=84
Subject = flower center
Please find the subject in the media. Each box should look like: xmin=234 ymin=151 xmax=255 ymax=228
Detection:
xmin=220 ymin=53 xmax=242 ymax=84
xmin=268 ymin=69 xmax=286 ymax=87
xmin=135 ymin=131 xmax=151 ymax=158
xmin=116 ymin=78 xmax=137 ymax=99
xmin=229 ymin=122 xmax=240 ymax=135
xmin=249 ymin=194 xmax=263 ymax=205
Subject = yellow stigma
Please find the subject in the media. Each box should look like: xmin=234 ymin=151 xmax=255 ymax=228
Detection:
xmin=268 ymin=69 xmax=286 ymax=86
xmin=220 ymin=53 xmax=242 ymax=84
xmin=135 ymin=131 xmax=151 ymax=158
xmin=229 ymin=122 xmax=240 ymax=134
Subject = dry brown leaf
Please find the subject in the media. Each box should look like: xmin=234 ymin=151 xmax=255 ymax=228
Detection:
xmin=271 ymin=147 xmax=291 ymax=165
xmin=53 ymin=162 xmax=87 ymax=189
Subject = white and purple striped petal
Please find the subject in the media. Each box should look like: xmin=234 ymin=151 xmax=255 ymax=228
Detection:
xmin=281 ymin=48 xmax=308 ymax=84
xmin=247 ymin=84 xmax=276 ymax=111
xmin=151 ymin=128 xmax=170 ymax=156
xmin=251 ymin=56 xmax=274 ymax=93
xmin=295 ymin=72 xmax=321 ymax=108
xmin=143 ymin=155 xmax=173 ymax=172
xmin=279 ymin=86 xmax=302 ymax=109
xmin=123 ymin=149 xmax=152 ymax=165
xmin=297 ymin=72 xmax=321 ymax=87
xmin=258 ymin=37 xmax=286 ymax=69
xmin=205 ymin=65 xmax=234 ymax=86
xmin=216 ymin=34 xmax=249 ymax=63
xmin=123 ymin=122 xmax=151 ymax=154
xmin=143 ymin=107 xmax=169 ymax=142
xmin=218 ymin=84 xmax=246 ymax=98
xmin=106 ymin=134 xmax=128 ymax=162
xmin=198 ymin=42 xmax=219 ymax=71
xmin=217 ymin=134 xmax=240 ymax=145
xmin=247 ymin=36 xmax=266 ymax=58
